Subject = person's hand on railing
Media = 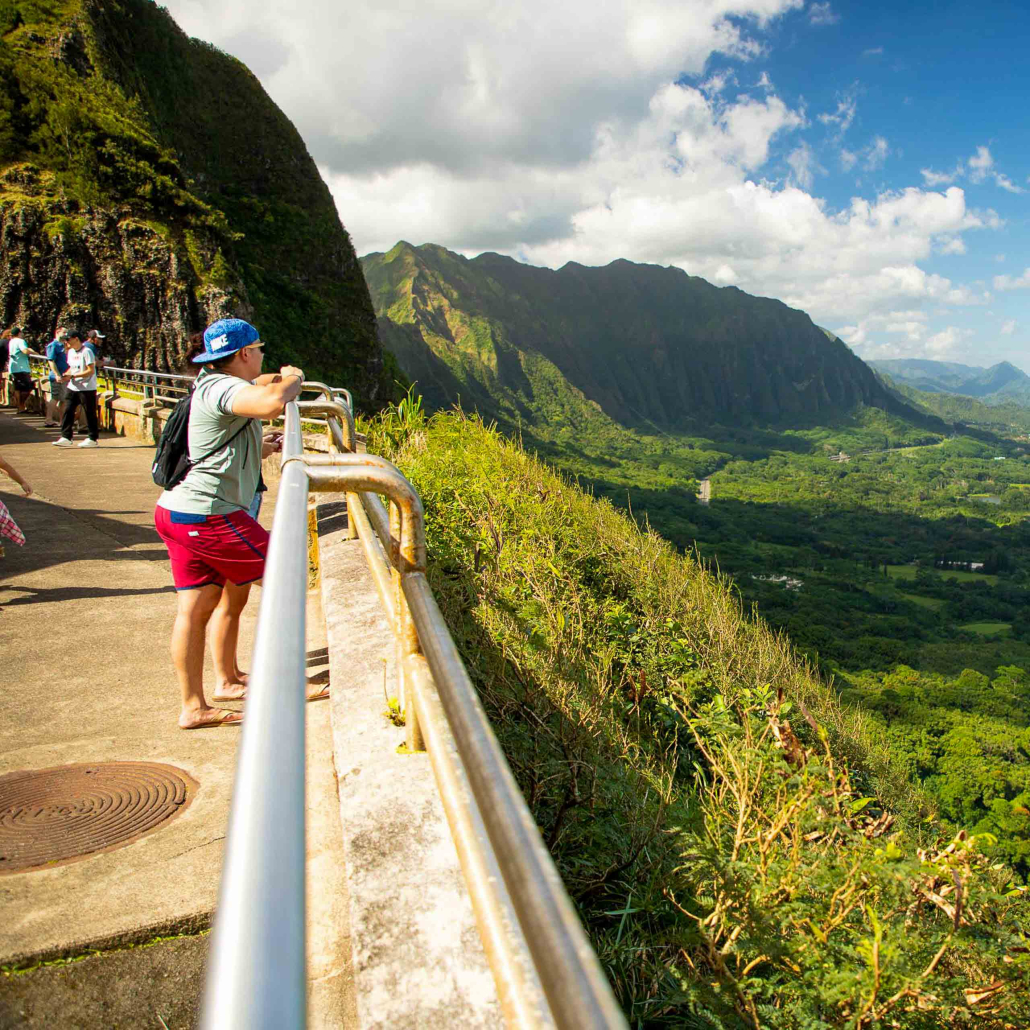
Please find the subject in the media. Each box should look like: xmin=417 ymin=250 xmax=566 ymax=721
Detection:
xmin=262 ymin=430 xmax=284 ymax=458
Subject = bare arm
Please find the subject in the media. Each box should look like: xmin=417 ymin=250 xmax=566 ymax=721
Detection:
xmin=230 ymin=366 xmax=305 ymax=419
xmin=0 ymin=452 xmax=32 ymax=496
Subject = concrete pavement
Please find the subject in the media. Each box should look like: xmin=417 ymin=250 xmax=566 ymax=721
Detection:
xmin=0 ymin=408 xmax=352 ymax=1028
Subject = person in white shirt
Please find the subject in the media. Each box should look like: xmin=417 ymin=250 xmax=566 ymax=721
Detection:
xmin=54 ymin=330 xmax=100 ymax=448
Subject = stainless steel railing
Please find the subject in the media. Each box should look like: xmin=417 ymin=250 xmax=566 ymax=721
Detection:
xmin=201 ymin=395 xmax=628 ymax=1029
xmin=26 ymin=360 xmax=353 ymax=434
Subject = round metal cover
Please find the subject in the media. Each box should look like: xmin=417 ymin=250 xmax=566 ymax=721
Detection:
xmin=0 ymin=762 xmax=196 ymax=874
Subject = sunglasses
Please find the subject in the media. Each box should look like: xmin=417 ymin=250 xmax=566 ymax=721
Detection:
xmin=243 ymin=343 xmax=265 ymax=355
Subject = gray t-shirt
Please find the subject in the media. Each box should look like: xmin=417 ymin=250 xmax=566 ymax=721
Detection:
xmin=156 ymin=369 xmax=262 ymax=515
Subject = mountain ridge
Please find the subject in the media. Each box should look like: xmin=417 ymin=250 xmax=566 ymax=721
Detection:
xmin=870 ymin=358 xmax=1030 ymax=407
xmin=363 ymin=240 xmax=935 ymax=431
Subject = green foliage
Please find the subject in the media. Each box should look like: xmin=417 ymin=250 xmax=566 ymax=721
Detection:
xmin=361 ymin=407 xmax=1030 ymax=1026
xmin=362 ymin=241 xmax=934 ymax=432
xmin=0 ymin=0 xmax=392 ymax=406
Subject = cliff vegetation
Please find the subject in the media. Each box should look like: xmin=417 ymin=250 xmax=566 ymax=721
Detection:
xmin=363 ymin=398 xmax=1030 ymax=1028
xmin=0 ymin=0 xmax=397 ymax=407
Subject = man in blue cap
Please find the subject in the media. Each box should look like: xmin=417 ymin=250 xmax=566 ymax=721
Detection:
xmin=154 ymin=318 xmax=305 ymax=729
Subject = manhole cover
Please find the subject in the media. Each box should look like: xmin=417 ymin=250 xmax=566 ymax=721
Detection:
xmin=0 ymin=762 xmax=196 ymax=874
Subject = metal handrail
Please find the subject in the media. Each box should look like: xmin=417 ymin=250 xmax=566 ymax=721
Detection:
xmin=200 ymin=403 xmax=310 ymax=1029
xmin=202 ymin=395 xmax=627 ymax=1029
xmin=27 ymin=360 xmax=352 ymax=433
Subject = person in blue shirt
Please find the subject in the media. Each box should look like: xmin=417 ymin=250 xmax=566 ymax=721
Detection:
xmin=7 ymin=327 xmax=32 ymax=414
xmin=45 ymin=327 xmax=69 ymax=427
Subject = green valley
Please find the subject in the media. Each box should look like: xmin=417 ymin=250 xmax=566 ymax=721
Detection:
xmin=364 ymin=240 xmax=1030 ymax=885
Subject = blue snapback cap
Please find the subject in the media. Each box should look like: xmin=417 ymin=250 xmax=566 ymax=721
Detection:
xmin=193 ymin=318 xmax=260 ymax=364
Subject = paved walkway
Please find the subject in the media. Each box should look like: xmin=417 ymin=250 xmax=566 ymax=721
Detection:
xmin=0 ymin=408 xmax=348 ymax=1021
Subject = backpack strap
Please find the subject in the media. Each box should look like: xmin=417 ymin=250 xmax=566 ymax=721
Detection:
xmin=188 ymin=373 xmax=253 ymax=468
xmin=189 ymin=418 xmax=251 ymax=468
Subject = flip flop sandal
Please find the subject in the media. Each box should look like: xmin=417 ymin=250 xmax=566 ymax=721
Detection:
xmin=181 ymin=709 xmax=243 ymax=730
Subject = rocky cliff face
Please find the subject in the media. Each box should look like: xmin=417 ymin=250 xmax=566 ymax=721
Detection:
xmin=364 ymin=242 xmax=923 ymax=430
xmin=0 ymin=0 xmax=393 ymax=408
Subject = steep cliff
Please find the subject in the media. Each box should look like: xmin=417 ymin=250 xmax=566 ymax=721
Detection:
xmin=0 ymin=0 xmax=394 ymax=408
xmin=365 ymin=241 xmax=925 ymax=429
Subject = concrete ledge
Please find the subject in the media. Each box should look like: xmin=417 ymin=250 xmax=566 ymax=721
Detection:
xmin=318 ymin=499 xmax=502 ymax=1030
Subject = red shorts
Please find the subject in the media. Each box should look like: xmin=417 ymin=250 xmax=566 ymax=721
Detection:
xmin=155 ymin=506 xmax=269 ymax=590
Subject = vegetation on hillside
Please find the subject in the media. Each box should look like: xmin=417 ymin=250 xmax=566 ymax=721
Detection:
xmin=0 ymin=0 xmax=397 ymax=405
xmin=363 ymin=398 xmax=1030 ymax=1028
xmin=363 ymin=240 xmax=930 ymax=430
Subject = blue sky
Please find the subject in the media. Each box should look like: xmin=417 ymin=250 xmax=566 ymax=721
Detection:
xmin=166 ymin=0 xmax=1029 ymax=371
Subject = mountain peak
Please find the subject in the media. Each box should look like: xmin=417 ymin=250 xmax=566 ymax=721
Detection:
xmin=363 ymin=241 xmax=929 ymax=430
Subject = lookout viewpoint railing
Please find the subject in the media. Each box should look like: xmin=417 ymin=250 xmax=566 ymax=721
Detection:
xmin=190 ymin=388 xmax=629 ymax=1028
xmin=21 ymin=359 xmax=626 ymax=1027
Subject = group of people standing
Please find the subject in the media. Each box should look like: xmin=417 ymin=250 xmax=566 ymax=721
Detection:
xmin=1 ymin=325 xmax=107 ymax=446
xmin=1 ymin=314 xmax=318 ymax=729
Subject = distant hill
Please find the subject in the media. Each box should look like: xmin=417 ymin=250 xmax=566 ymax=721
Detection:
xmin=870 ymin=359 xmax=1030 ymax=407
xmin=363 ymin=241 xmax=928 ymax=431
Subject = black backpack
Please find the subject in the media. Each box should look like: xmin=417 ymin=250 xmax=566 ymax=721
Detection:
xmin=151 ymin=386 xmax=249 ymax=489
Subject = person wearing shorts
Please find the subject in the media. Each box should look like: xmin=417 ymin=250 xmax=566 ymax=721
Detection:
xmin=7 ymin=328 xmax=32 ymax=413
xmin=45 ymin=328 xmax=69 ymax=427
xmin=154 ymin=318 xmax=303 ymax=729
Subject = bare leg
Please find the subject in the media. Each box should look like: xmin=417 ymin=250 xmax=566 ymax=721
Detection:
xmin=210 ymin=580 xmax=253 ymax=700
xmin=171 ymin=583 xmax=233 ymax=728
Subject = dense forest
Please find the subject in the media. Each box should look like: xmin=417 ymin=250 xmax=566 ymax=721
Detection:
xmin=550 ymin=401 xmax=1030 ymax=878
xmin=359 ymin=398 xmax=1030 ymax=1027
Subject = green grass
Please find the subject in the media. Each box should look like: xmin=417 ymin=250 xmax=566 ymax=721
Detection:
xmin=959 ymin=621 xmax=1012 ymax=636
xmin=359 ymin=403 xmax=1030 ymax=1028
xmin=886 ymin=564 xmax=999 ymax=585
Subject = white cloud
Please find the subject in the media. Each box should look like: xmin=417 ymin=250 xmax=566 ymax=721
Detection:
xmin=835 ymin=312 xmax=979 ymax=361
xmin=937 ymin=236 xmax=965 ymax=255
xmin=994 ymin=269 xmax=1030 ymax=291
xmin=162 ymin=0 xmax=1006 ymax=367
xmin=1001 ymin=319 xmax=1017 ymax=335
xmin=968 ymin=145 xmax=994 ymax=184
xmin=863 ymin=136 xmax=889 ymax=171
xmin=921 ymin=146 xmax=1022 ymax=193
xmin=862 ymin=46 xmax=884 ymax=56
xmin=920 ymin=164 xmax=962 ymax=187
xmin=818 ymin=87 xmax=858 ymax=139
xmin=786 ymin=141 xmax=823 ymax=189
xmin=808 ymin=2 xmax=839 ymax=25
xmin=994 ymin=172 xmax=1024 ymax=194
xmin=164 ymin=0 xmax=806 ymax=177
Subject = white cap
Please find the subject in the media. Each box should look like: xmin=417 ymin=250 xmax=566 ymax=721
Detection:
xmin=89 ymin=329 xmax=106 ymax=338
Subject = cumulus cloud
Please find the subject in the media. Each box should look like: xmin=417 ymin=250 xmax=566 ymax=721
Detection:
xmin=836 ymin=312 xmax=974 ymax=361
xmin=1001 ymin=319 xmax=1017 ymax=335
xmin=162 ymin=0 xmax=1005 ymax=364
xmin=164 ymin=0 xmax=807 ymax=176
xmin=994 ymin=269 xmax=1030 ymax=291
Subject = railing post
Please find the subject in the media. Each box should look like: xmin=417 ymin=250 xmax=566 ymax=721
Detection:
xmin=389 ymin=500 xmax=423 ymax=751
